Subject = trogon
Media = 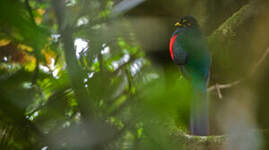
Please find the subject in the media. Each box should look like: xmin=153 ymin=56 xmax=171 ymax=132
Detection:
xmin=169 ymin=16 xmax=211 ymax=136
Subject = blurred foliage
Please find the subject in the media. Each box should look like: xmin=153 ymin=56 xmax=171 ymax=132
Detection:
xmin=0 ymin=0 xmax=269 ymax=150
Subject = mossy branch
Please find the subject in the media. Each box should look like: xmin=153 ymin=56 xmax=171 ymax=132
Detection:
xmin=172 ymin=129 xmax=269 ymax=150
xmin=208 ymin=1 xmax=263 ymax=47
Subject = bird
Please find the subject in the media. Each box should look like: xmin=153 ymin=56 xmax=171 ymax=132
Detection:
xmin=169 ymin=16 xmax=211 ymax=136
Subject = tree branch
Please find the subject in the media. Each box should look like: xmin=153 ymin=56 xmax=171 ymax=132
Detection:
xmin=172 ymin=128 xmax=269 ymax=150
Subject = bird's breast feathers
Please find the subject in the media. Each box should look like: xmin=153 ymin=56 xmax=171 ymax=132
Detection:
xmin=169 ymin=34 xmax=178 ymax=60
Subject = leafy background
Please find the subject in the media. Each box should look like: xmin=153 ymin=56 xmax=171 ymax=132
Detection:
xmin=0 ymin=0 xmax=269 ymax=150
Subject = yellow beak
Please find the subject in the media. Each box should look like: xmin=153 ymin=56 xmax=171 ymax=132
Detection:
xmin=175 ymin=22 xmax=182 ymax=27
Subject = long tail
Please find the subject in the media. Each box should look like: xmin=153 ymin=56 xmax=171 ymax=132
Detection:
xmin=190 ymin=80 xmax=209 ymax=136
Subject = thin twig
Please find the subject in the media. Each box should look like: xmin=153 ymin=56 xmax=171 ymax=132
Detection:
xmin=215 ymin=84 xmax=223 ymax=99
xmin=207 ymin=80 xmax=241 ymax=92
xmin=250 ymin=47 xmax=269 ymax=76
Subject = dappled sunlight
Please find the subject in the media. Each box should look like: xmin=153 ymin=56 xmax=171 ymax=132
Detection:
xmin=111 ymin=54 xmax=130 ymax=70
xmin=77 ymin=17 xmax=89 ymax=26
xmin=74 ymin=38 xmax=88 ymax=58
